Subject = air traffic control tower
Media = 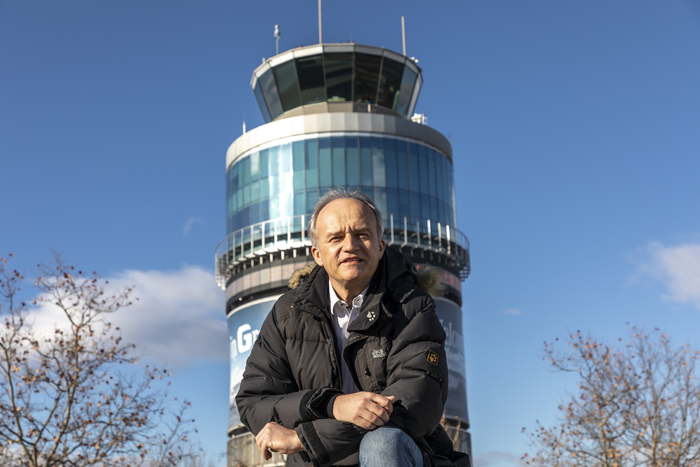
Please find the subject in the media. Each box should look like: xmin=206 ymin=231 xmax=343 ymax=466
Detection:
xmin=216 ymin=42 xmax=471 ymax=467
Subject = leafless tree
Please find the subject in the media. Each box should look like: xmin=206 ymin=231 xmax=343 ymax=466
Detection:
xmin=523 ymin=326 xmax=700 ymax=467
xmin=0 ymin=254 xmax=199 ymax=467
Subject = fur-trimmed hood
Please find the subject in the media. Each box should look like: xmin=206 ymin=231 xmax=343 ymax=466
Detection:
xmin=287 ymin=249 xmax=445 ymax=297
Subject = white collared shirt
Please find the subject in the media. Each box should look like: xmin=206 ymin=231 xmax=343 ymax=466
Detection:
xmin=329 ymin=280 xmax=369 ymax=395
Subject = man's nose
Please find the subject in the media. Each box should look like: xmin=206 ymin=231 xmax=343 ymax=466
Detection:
xmin=341 ymin=234 xmax=359 ymax=251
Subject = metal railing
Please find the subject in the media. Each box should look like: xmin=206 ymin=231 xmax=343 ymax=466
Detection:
xmin=215 ymin=214 xmax=470 ymax=287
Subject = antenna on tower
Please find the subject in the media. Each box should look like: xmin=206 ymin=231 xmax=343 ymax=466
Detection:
xmin=401 ymin=16 xmax=406 ymax=56
xmin=274 ymin=24 xmax=281 ymax=55
xmin=318 ymin=0 xmax=323 ymax=44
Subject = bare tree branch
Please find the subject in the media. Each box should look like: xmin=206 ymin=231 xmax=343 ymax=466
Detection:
xmin=524 ymin=326 xmax=700 ymax=467
xmin=0 ymin=254 xmax=200 ymax=467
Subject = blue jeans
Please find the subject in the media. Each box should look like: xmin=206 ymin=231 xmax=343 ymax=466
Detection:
xmin=359 ymin=427 xmax=423 ymax=467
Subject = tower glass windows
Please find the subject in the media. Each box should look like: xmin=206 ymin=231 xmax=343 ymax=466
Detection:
xmin=252 ymin=48 xmax=422 ymax=121
xmin=226 ymin=135 xmax=456 ymax=235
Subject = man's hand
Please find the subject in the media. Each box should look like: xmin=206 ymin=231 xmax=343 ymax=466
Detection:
xmin=332 ymin=392 xmax=396 ymax=429
xmin=255 ymin=422 xmax=304 ymax=460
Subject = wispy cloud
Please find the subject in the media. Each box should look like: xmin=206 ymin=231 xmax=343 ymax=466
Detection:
xmin=502 ymin=308 xmax=523 ymax=315
xmin=183 ymin=217 xmax=204 ymax=236
xmin=473 ymin=451 xmax=528 ymax=467
xmin=638 ymin=242 xmax=700 ymax=309
xmin=29 ymin=266 xmax=226 ymax=369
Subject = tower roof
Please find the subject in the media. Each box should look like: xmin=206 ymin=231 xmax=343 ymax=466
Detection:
xmin=251 ymin=43 xmax=423 ymax=122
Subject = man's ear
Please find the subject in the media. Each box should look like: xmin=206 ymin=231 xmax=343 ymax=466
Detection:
xmin=311 ymin=246 xmax=324 ymax=267
xmin=378 ymin=238 xmax=386 ymax=258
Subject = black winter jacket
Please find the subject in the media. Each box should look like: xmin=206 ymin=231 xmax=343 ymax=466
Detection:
xmin=236 ymin=248 xmax=470 ymax=467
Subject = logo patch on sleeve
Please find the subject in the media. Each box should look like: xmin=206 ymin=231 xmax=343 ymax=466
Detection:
xmin=427 ymin=350 xmax=439 ymax=366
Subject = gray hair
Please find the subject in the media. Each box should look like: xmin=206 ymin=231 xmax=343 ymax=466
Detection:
xmin=308 ymin=189 xmax=384 ymax=248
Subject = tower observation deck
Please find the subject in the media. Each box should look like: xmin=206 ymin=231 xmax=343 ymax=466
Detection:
xmin=218 ymin=43 xmax=471 ymax=467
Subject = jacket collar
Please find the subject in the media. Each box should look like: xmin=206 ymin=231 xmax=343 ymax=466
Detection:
xmin=291 ymin=248 xmax=419 ymax=330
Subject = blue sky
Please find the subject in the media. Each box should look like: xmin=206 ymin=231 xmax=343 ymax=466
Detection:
xmin=2 ymin=1 xmax=700 ymax=466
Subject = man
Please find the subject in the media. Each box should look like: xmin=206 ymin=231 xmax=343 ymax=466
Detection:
xmin=236 ymin=189 xmax=470 ymax=467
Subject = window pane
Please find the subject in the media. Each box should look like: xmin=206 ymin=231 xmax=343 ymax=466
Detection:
xmin=258 ymin=69 xmax=283 ymax=120
xmin=319 ymin=138 xmax=332 ymax=188
xmin=420 ymin=146 xmax=430 ymax=195
xmin=398 ymin=188 xmax=410 ymax=217
xmin=387 ymin=187 xmax=399 ymax=214
xmin=332 ymin=137 xmax=345 ymax=186
xmin=384 ymin=138 xmax=398 ymax=189
xmin=279 ymin=142 xmax=292 ymax=174
xmin=243 ymin=180 xmax=250 ymax=206
xmin=251 ymin=200 xmax=259 ymax=225
xmin=251 ymin=151 xmax=260 ymax=182
xmin=260 ymin=149 xmax=269 ymax=179
xmin=409 ymin=144 xmax=420 ymax=195
xmin=296 ymin=55 xmax=326 ymax=104
xmin=279 ymin=192 xmax=293 ymax=219
xmin=420 ymin=194 xmax=430 ymax=220
xmin=305 ymin=139 xmax=318 ymax=189
xmin=272 ymin=60 xmax=302 ymax=112
xmin=260 ymin=178 xmax=269 ymax=200
xmin=294 ymin=192 xmax=306 ymax=216
xmin=395 ymin=67 xmax=418 ymax=117
xmin=359 ymin=137 xmax=373 ymax=187
xmin=251 ymin=180 xmax=259 ymax=203
xmin=373 ymin=187 xmax=387 ymax=220
xmin=254 ymin=83 xmax=271 ymax=123
xmin=377 ymin=58 xmax=404 ymax=110
xmin=269 ymin=146 xmax=279 ymax=176
xmin=241 ymin=206 xmax=250 ymax=228
xmin=260 ymin=199 xmax=269 ymax=223
xmin=371 ymin=137 xmax=386 ymax=188
xmin=436 ymin=153 xmax=445 ymax=222
xmin=345 ymin=136 xmax=359 ymax=187
xmin=353 ymin=53 xmax=381 ymax=104
xmin=242 ymin=156 xmax=250 ymax=187
xmin=325 ymin=53 xmax=353 ymax=102
xmin=428 ymin=150 xmax=438 ymax=217
xmin=269 ymin=174 xmax=278 ymax=196
xmin=306 ymin=189 xmax=319 ymax=213
xmin=398 ymin=142 xmax=410 ymax=191
xmin=293 ymin=141 xmax=305 ymax=192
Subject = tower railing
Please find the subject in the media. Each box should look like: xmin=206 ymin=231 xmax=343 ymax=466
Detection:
xmin=215 ymin=214 xmax=470 ymax=288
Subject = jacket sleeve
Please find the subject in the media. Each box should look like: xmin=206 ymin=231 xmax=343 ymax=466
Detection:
xmin=295 ymin=419 xmax=368 ymax=467
xmin=381 ymin=294 xmax=449 ymax=439
xmin=235 ymin=306 xmax=343 ymax=435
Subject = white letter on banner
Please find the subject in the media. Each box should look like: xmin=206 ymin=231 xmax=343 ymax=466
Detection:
xmin=237 ymin=324 xmax=253 ymax=353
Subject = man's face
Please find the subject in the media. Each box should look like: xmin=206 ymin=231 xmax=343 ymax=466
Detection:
xmin=311 ymin=198 xmax=386 ymax=296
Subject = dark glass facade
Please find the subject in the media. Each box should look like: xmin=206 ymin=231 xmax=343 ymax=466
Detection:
xmin=254 ymin=52 xmax=420 ymax=122
xmin=226 ymin=135 xmax=456 ymax=236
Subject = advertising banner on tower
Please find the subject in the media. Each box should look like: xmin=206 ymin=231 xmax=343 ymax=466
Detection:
xmin=227 ymin=296 xmax=280 ymax=431
xmin=434 ymin=297 xmax=469 ymax=424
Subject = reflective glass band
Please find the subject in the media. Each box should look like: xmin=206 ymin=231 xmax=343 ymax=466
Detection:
xmin=226 ymin=135 xmax=456 ymax=235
